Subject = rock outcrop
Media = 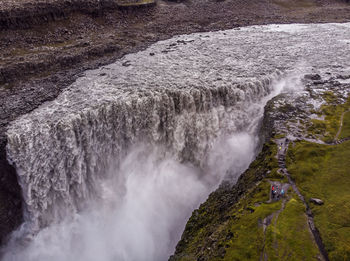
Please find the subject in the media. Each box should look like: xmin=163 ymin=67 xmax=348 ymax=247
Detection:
xmin=0 ymin=0 xmax=124 ymax=30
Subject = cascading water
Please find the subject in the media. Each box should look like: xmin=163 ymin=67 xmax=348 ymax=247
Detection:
xmin=2 ymin=23 xmax=350 ymax=261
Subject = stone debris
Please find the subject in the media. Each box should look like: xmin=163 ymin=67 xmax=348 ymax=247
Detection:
xmin=310 ymin=198 xmax=324 ymax=205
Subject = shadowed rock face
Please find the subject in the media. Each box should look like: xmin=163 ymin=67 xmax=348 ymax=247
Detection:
xmin=0 ymin=146 xmax=22 ymax=246
xmin=0 ymin=0 xmax=120 ymax=30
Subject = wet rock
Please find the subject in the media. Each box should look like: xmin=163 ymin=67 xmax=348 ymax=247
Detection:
xmin=313 ymin=80 xmax=326 ymax=85
xmin=305 ymin=74 xmax=321 ymax=81
xmin=122 ymin=60 xmax=131 ymax=66
xmin=336 ymin=74 xmax=350 ymax=80
xmin=310 ymin=198 xmax=324 ymax=205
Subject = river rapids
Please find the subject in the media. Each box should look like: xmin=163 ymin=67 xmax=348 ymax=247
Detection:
xmin=2 ymin=23 xmax=350 ymax=261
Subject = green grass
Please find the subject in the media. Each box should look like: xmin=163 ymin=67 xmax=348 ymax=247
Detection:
xmin=287 ymin=140 xmax=350 ymax=260
xmin=267 ymin=168 xmax=288 ymax=183
xmin=172 ymin=141 xmax=319 ymax=261
xmin=170 ymin=142 xmax=279 ymax=261
xmin=223 ymin=188 xmax=319 ymax=261
xmin=172 ymin=93 xmax=350 ymax=261
xmin=222 ymin=182 xmax=281 ymax=261
xmin=321 ymin=104 xmax=345 ymax=142
xmin=265 ymin=192 xmax=319 ymax=260
xmin=307 ymin=93 xmax=350 ymax=142
xmin=176 ymin=179 xmax=320 ymax=261
xmin=173 ymin=181 xmax=278 ymax=261
xmin=339 ymin=111 xmax=350 ymax=139
xmin=274 ymin=133 xmax=287 ymax=139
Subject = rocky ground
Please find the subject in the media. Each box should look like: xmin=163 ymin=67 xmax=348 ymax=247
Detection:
xmin=0 ymin=0 xmax=350 ymax=246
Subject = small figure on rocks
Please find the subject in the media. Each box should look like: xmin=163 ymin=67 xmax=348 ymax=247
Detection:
xmin=281 ymin=188 xmax=285 ymax=197
xmin=274 ymin=186 xmax=279 ymax=200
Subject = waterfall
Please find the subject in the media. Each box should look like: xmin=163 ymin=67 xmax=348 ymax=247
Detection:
xmin=6 ymin=75 xmax=278 ymax=232
xmin=3 ymin=22 xmax=350 ymax=261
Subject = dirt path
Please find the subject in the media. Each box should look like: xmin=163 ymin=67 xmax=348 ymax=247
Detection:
xmin=260 ymin=180 xmax=289 ymax=260
xmin=276 ymin=138 xmax=329 ymax=261
xmin=335 ymin=109 xmax=350 ymax=141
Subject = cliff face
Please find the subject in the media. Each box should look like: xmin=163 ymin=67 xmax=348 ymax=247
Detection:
xmin=0 ymin=145 xmax=22 ymax=246
xmin=170 ymin=75 xmax=350 ymax=261
xmin=0 ymin=0 xmax=124 ymax=30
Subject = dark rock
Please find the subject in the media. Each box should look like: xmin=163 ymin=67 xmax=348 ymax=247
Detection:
xmin=218 ymin=247 xmax=226 ymax=258
xmin=313 ymin=80 xmax=326 ymax=85
xmin=304 ymin=74 xmax=321 ymax=81
xmin=336 ymin=74 xmax=350 ymax=80
xmin=0 ymin=141 xmax=23 ymax=245
xmin=122 ymin=61 xmax=131 ymax=67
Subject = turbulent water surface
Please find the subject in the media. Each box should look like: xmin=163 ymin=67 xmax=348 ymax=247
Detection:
xmin=3 ymin=23 xmax=350 ymax=261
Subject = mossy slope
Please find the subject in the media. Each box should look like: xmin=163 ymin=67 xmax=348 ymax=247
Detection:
xmin=287 ymin=140 xmax=350 ymax=260
xmin=170 ymin=140 xmax=320 ymax=261
xmin=339 ymin=111 xmax=350 ymax=139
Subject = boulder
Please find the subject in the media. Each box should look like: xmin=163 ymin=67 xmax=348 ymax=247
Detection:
xmin=310 ymin=198 xmax=324 ymax=205
xmin=304 ymin=74 xmax=321 ymax=81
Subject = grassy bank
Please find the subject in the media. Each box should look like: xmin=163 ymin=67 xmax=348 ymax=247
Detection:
xmin=308 ymin=93 xmax=350 ymax=142
xmin=339 ymin=110 xmax=350 ymax=139
xmin=171 ymin=89 xmax=350 ymax=260
xmin=171 ymin=140 xmax=320 ymax=261
xmin=287 ymin=140 xmax=350 ymax=260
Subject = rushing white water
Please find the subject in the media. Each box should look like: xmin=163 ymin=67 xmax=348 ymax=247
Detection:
xmin=3 ymin=136 xmax=257 ymax=261
xmin=3 ymin=23 xmax=350 ymax=261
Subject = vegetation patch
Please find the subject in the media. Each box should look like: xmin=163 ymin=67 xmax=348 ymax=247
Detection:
xmin=307 ymin=93 xmax=350 ymax=142
xmin=286 ymin=140 xmax=350 ymax=260
xmin=171 ymin=140 xmax=318 ymax=260
xmin=170 ymin=141 xmax=278 ymax=261
xmin=172 ymin=92 xmax=350 ymax=261
xmin=266 ymin=168 xmax=288 ymax=183
xmin=264 ymin=192 xmax=319 ymax=260
xmin=339 ymin=110 xmax=350 ymax=139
